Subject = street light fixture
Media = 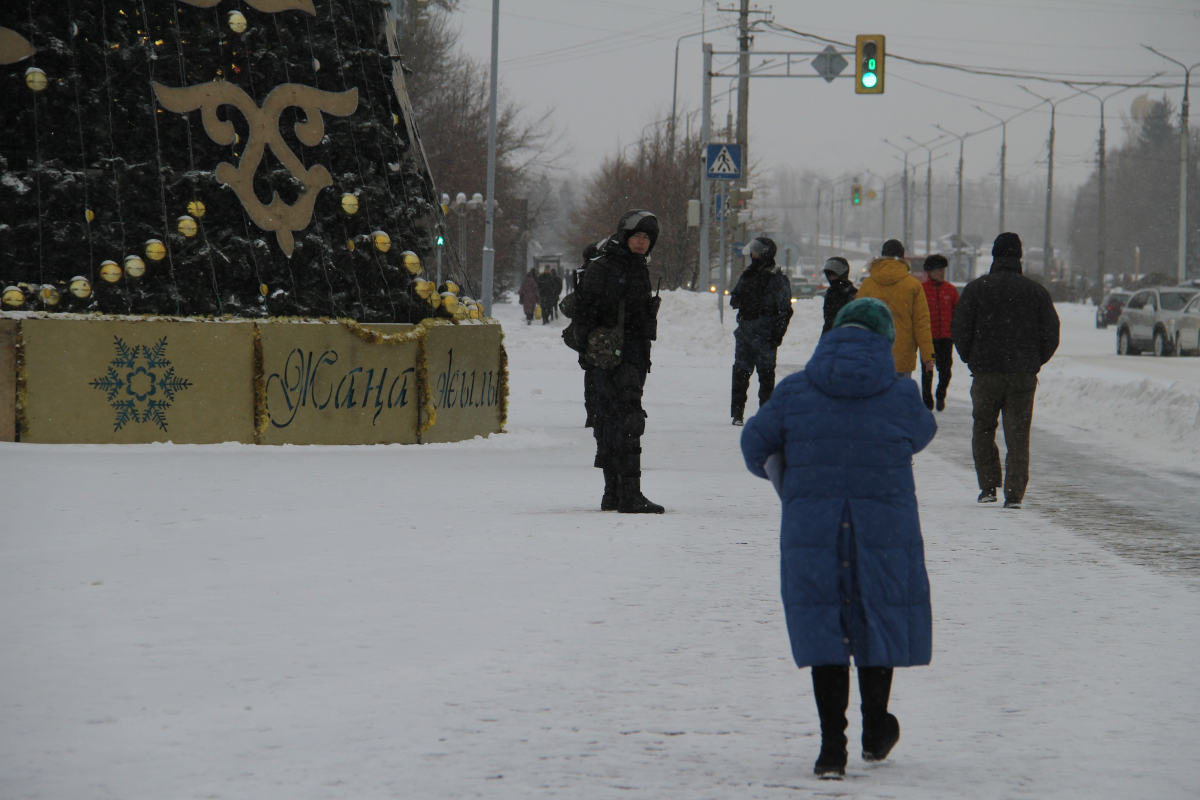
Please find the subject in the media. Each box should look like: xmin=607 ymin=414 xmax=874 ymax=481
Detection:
xmin=972 ymin=105 xmax=1022 ymax=233
xmin=1019 ymin=85 xmax=1085 ymax=277
xmin=933 ymin=124 xmax=971 ymax=278
xmin=1142 ymin=45 xmax=1200 ymax=284
xmin=904 ymin=134 xmax=945 ymax=255
xmin=883 ymin=138 xmax=918 ymax=245
xmin=1065 ymin=74 xmax=1162 ymax=296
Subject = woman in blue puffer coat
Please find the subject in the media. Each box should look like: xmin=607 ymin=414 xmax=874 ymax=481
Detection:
xmin=740 ymin=297 xmax=936 ymax=780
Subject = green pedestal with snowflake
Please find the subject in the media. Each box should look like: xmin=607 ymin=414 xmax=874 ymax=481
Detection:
xmin=20 ymin=318 xmax=256 ymax=444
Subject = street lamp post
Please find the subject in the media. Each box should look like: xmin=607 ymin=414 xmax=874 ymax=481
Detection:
xmin=883 ymin=138 xmax=916 ymax=245
xmin=973 ymin=105 xmax=1017 ymax=233
xmin=1020 ymin=85 xmax=1084 ymax=277
xmin=1066 ymin=77 xmax=1160 ymax=297
xmin=905 ymin=135 xmax=943 ymax=255
xmin=480 ymin=0 xmax=499 ymax=317
xmin=934 ymin=124 xmax=969 ymax=278
xmin=451 ymin=191 xmax=484 ymax=270
xmin=1143 ymin=46 xmax=1200 ymax=284
xmin=671 ymin=25 xmax=735 ymax=155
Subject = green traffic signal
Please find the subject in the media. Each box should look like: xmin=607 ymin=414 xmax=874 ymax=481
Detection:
xmin=855 ymin=34 xmax=885 ymax=95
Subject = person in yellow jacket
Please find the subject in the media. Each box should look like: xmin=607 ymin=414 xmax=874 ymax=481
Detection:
xmin=856 ymin=239 xmax=935 ymax=377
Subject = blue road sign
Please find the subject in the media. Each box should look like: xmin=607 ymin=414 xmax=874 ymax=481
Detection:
xmin=706 ymin=143 xmax=742 ymax=180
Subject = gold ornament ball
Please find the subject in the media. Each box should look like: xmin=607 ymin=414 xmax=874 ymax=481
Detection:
xmin=443 ymin=279 xmax=460 ymax=295
xmin=176 ymin=215 xmax=198 ymax=237
xmin=144 ymin=238 xmax=166 ymax=261
xmin=124 ymin=255 xmax=146 ymax=278
xmin=85 ymin=208 xmax=95 ymax=223
xmin=428 ymin=291 xmax=442 ymax=309
xmin=69 ymin=275 xmax=92 ymax=299
xmin=346 ymin=239 xmax=355 ymax=251
xmin=340 ymin=193 xmax=359 ymax=215
xmin=452 ymin=304 xmax=470 ymax=321
xmin=401 ymin=250 xmax=421 ymax=275
xmin=25 ymin=67 xmax=48 ymax=92
xmin=259 ymin=283 xmax=269 ymax=297
xmin=187 ymin=199 xmax=207 ymax=218
xmin=440 ymin=292 xmax=459 ymax=311
xmin=99 ymin=260 xmax=122 ymax=283
xmin=39 ymin=284 xmax=62 ymax=306
xmin=469 ymin=305 xmax=483 ymax=320
xmin=2 ymin=286 xmax=25 ymax=308
xmin=371 ymin=230 xmax=391 ymax=253
xmin=228 ymin=10 xmax=248 ymax=34
xmin=413 ymin=279 xmax=435 ymax=299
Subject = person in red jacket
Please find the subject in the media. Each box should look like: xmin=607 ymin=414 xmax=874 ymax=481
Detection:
xmin=920 ymin=254 xmax=959 ymax=411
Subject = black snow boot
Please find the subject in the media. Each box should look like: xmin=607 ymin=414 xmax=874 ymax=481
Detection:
xmin=601 ymin=468 xmax=620 ymax=511
xmin=812 ymin=666 xmax=849 ymax=779
xmin=731 ymin=366 xmax=751 ymax=424
xmin=758 ymin=368 xmax=776 ymax=406
xmin=618 ymin=474 xmax=664 ymax=514
xmin=859 ymin=666 xmax=900 ymax=762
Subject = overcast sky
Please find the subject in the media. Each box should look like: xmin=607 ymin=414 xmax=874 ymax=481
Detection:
xmin=453 ymin=0 xmax=1197 ymax=199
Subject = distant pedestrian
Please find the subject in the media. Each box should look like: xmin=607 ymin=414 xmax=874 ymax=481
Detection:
xmin=951 ymin=232 xmax=1060 ymax=509
xmin=519 ymin=268 xmax=539 ymax=325
xmin=537 ymin=266 xmax=559 ymax=324
xmin=856 ymin=239 xmax=934 ymax=378
xmin=729 ymin=236 xmax=793 ymax=425
xmin=820 ymin=256 xmax=857 ymax=335
xmin=573 ymin=209 xmax=665 ymax=514
xmin=920 ymin=254 xmax=959 ymax=411
xmin=740 ymin=297 xmax=936 ymax=779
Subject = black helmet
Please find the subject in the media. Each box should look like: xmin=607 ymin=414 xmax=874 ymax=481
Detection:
xmin=745 ymin=236 xmax=777 ymax=262
xmin=616 ymin=209 xmax=659 ymax=254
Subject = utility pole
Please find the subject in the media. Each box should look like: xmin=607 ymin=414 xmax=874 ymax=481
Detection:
xmin=883 ymin=138 xmax=915 ymax=246
xmin=1143 ymin=46 xmax=1199 ymax=284
xmin=935 ymin=125 xmax=968 ymax=278
xmin=906 ymin=135 xmax=941 ymax=255
xmin=734 ymin=0 xmax=751 ymax=268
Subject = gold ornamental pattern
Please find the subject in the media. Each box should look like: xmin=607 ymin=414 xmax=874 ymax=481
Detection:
xmin=177 ymin=0 xmax=317 ymax=14
xmin=153 ymin=80 xmax=358 ymax=256
xmin=0 ymin=26 xmax=35 ymax=64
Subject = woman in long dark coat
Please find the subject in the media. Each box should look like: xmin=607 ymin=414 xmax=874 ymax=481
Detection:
xmin=741 ymin=297 xmax=936 ymax=779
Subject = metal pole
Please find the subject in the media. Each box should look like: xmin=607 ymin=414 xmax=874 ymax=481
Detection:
xmin=908 ymin=136 xmax=939 ymax=254
xmin=735 ymin=0 xmax=751 ymax=253
xmin=975 ymin=106 xmax=1009 ymax=233
xmin=701 ymin=45 xmax=716 ymax=317
xmin=480 ymin=0 xmax=499 ymax=317
xmin=936 ymin=125 xmax=967 ymax=277
xmin=1143 ymin=47 xmax=1199 ymax=283
xmin=883 ymin=139 xmax=913 ymax=245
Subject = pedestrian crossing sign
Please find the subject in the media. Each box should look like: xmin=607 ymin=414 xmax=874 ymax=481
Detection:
xmin=706 ymin=143 xmax=742 ymax=180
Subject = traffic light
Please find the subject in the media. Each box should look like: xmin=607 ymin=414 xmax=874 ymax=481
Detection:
xmin=851 ymin=183 xmax=863 ymax=205
xmin=855 ymin=34 xmax=885 ymax=94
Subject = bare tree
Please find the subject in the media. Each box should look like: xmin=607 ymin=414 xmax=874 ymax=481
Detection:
xmin=567 ymin=120 xmax=703 ymax=290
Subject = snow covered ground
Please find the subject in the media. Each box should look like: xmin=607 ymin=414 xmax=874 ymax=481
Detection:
xmin=3 ymin=292 xmax=1199 ymax=799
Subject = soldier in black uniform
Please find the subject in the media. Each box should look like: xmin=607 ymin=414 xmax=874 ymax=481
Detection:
xmin=729 ymin=236 xmax=793 ymax=425
xmin=572 ymin=210 xmax=664 ymax=514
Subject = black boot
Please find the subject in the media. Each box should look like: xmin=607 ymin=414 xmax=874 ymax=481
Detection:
xmin=812 ymin=666 xmax=849 ymax=779
xmin=758 ymin=368 xmax=776 ymax=406
xmin=921 ymin=370 xmax=935 ymax=410
xmin=618 ymin=473 xmax=664 ymax=514
xmin=731 ymin=366 xmax=751 ymax=424
xmin=601 ymin=468 xmax=620 ymax=511
xmin=858 ymin=666 xmax=900 ymax=762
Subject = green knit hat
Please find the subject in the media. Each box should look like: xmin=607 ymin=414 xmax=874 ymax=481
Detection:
xmin=833 ymin=297 xmax=895 ymax=342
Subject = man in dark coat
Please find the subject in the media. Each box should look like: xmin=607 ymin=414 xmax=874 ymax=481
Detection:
xmin=820 ymin=256 xmax=857 ymax=334
xmin=729 ymin=236 xmax=793 ymax=425
xmin=537 ymin=266 xmax=558 ymax=324
xmin=741 ymin=297 xmax=936 ymax=778
xmin=951 ymin=232 xmax=1060 ymax=508
xmin=572 ymin=209 xmax=664 ymax=514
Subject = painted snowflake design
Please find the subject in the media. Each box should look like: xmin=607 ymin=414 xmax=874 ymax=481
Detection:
xmin=90 ymin=336 xmax=193 ymax=432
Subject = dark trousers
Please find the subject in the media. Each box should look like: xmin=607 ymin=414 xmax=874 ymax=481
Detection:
xmin=921 ymin=338 xmax=954 ymax=407
xmin=969 ymin=372 xmax=1038 ymax=502
xmin=590 ymin=362 xmax=648 ymax=475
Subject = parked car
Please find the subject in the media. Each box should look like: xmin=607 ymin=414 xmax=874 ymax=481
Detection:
xmin=1095 ymin=289 xmax=1131 ymax=328
xmin=1115 ymin=286 xmax=1200 ymax=356
xmin=1171 ymin=292 xmax=1200 ymax=357
xmin=791 ymin=279 xmax=826 ymax=300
